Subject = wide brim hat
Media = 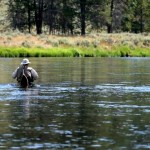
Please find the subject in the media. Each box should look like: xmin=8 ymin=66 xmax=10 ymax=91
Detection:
xmin=21 ymin=58 xmax=31 ymax=65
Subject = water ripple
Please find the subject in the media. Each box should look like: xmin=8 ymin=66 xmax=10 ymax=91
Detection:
xmin=95 ymin=84 xmax=150 ymax=93
xmin=0 ymin=83 xmax=150 ymax=101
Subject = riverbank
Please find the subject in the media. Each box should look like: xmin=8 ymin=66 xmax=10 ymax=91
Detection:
xmin=0 ymin=33 xmax=150 ymax=57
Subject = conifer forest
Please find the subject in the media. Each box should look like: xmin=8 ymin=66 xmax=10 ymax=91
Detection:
xmin=0 ymin=0 xmax=150 ymax=35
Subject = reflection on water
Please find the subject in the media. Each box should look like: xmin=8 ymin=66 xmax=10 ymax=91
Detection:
xmin=0 ymin=58 xmax=150 ymax=150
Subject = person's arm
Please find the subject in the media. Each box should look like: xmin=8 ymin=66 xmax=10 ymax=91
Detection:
xmin=12 ymin=68 xmax=19 ymax=79
xmin=31 ymin=69 xmax=38 ymax=80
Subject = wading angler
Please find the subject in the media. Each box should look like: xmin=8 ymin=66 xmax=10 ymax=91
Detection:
xmin=12 ymin=58 xmax=38 ymax=88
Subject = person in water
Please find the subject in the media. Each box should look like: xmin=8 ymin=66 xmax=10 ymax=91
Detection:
xmin=12 ymin=58 xmax=38 ymax=86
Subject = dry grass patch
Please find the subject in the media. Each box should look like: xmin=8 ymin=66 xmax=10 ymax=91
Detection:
xmin=0 ymin=32 xmax=150 ymax=57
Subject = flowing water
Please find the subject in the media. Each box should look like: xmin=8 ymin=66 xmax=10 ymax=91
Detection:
xmin=0 ymin=57 xmax=150 ymax=150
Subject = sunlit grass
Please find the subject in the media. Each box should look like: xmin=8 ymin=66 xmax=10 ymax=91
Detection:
xmin=0 ymin=45 xmax=149 ymax=57
xmin=0 ymin=32 xmax=150 ymax=57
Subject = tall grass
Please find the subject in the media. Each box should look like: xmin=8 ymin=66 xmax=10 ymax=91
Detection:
xmin=0 ymin=32 xmax=150 ymax=57
xmin=0 ymin=45 xmax=150 ymax=57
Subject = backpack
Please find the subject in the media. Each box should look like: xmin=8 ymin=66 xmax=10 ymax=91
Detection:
xmin=17 ymin=66 xmax=33 ymax=84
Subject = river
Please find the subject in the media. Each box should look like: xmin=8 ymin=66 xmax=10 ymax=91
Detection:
xmin=0 ymin=57 xmax=150 ymax=149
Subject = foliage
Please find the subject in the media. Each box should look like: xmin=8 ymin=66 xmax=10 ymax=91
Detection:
xmin=0 ymin=0 xmax=150 ymax=34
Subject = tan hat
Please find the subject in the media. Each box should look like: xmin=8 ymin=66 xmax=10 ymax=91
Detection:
xmin=21 ymin=58 xmax=31 ymax=65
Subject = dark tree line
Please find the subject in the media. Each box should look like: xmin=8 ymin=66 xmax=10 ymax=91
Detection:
xmin=7 ymin=0 xmax=150 ymax=35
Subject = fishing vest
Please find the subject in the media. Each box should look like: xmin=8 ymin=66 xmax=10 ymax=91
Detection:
xmin=17 ymin=66 xmax=33 ymax=83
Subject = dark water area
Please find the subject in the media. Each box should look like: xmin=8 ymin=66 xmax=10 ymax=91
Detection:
xmin=0 ymin=57 xmax=150 ymax=150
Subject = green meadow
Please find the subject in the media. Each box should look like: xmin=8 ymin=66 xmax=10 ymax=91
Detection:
xmin=0 ymin=33 xmax=149 ymax=57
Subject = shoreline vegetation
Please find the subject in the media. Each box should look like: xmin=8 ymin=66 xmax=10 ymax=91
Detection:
xmin=0 ymin=32 xmax=150 ymax=57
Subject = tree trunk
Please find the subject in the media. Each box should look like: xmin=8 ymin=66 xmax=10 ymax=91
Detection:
xmin=80 ymin=0 xmax=86 ymax=35
xmin=109 ymin=0 xmax=114 ymax=33
xmin=27 ymin=1 xmax=31 ymax=33
xmin=140 ymin=0 xmax=144 ymax=33
xmin=49 ymin=0 xmax=54 ymax=34
xmin=34 ymin=0 xmax=43 ymax=34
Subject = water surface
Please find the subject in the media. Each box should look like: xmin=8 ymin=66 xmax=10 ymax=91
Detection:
xmin=0 ymin=57 xmax=150 ymax=150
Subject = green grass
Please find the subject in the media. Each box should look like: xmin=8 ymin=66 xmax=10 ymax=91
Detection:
xmin=0 ymin=46 xmax=150 ymax=57
xmin=0 ymin=32 xmax=149 ymax=57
